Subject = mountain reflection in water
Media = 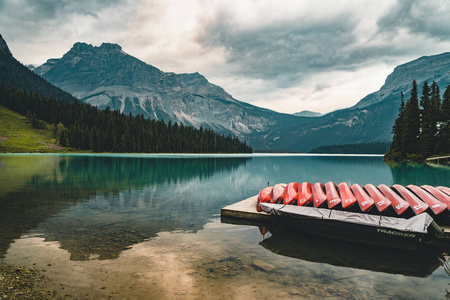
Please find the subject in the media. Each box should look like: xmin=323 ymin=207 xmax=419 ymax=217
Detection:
xmin=0 ymin=154 xmax=250 ymax=260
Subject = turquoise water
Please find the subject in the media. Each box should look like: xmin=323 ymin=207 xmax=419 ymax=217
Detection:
xmin=1 ymin=154 xmax=450 ymax=299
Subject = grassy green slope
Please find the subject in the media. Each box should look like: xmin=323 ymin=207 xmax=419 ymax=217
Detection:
xmin=0 ymin=105 xmax=72 ymax=153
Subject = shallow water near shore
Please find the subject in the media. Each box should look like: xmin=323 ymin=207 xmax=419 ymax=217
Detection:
xmin=1 ymin=153 xmax=450 ymax=299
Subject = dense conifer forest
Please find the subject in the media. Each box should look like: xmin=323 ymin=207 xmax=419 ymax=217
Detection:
xmin=384 ymin=80 xmax=450 ymax=161
xmin=0 ymin=85 xmax=252 ymax=153
xmin=310 ymin=142 xmax=391 ymax=154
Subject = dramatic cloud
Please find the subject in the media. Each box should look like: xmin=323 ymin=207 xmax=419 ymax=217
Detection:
xmin=1 ymin=0 xmax=450 ymax=113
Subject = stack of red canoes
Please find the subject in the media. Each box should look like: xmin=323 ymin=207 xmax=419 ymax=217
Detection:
xmin=257 ymin=182 xmax=450 ymax=219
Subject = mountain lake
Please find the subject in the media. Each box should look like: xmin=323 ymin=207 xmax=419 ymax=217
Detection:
xmin=1 ymin=153 xmax=450 ymax=299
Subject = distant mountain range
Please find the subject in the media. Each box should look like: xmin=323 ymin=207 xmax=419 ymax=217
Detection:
xmin=33 ymin=42 xmax=301 ymax=142
xmin=3 ymin=33 xmax=450 ymax=152
xmin=252 ymin=52 xmax=450 ymax=151
xmin=292 ymin=110 xmax=322 ymax=117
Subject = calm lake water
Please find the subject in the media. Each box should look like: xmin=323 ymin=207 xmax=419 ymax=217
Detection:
xmin=1 ymin=153 xmax=450 ymax=299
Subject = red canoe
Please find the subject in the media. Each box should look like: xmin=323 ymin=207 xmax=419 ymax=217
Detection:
xmin=312 ymin=183 xmax=327 ymax=208
xmin=421 ymin=185 xmax=450 ymax=207
xmin=407 ymin=185 xmax=447 ymax=215
xmin=437 ymin=186 xmax=450 ymax=196
xmin=339 ymin=182 xmax=357 ymax=209
xmin=351 ymin=184 xmax=374 ymax=212
xmin=325 ymin=181 xmax=341 ymax=209
xmin=378 ymin=184 xmax=410 ymax=215
xmin=257 ymin=186 xmax=273 ymax=212
xmin=364 ymin=184 xmax=391 ymax=212
xmin=284 ymin=182 xmax=300 ymax=205
xmin=271 ymin=183 xmax=287 ymax=204
xmin=392 ymin=184 xmax=429 ymax=215
xmin=297 ymin=182 xmax=313 ymax=206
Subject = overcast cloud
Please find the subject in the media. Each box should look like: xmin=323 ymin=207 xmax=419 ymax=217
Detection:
xmin=1 ymin=0 xmax=450 ymax=113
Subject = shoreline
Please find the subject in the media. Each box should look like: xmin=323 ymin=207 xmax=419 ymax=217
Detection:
xmin=0 ymin=260 xmax=49 ymax=299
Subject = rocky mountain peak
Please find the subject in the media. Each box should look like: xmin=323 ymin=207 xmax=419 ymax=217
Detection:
xmin=99 ymin=43 xmax=122 ymax=52
xmin=70 ymin=42 xmax=93 ymax=53
xmin=68 ymin=42 xmax=123 ymax=55
xmin=0 ymin=34 xmax=12 ymax=56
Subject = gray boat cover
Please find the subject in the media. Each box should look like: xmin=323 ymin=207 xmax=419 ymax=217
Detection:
xmin=260 ymin=203 xmax=436 ymax=234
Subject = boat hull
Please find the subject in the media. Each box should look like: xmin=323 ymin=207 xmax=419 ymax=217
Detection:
xmin=261 ymin=203 xmax=441 ymax=251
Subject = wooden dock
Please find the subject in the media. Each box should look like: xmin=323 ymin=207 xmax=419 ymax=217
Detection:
xmin=221 ymin=195 xmax=274 ymax=226
xmin=221 ymin=195 xmax=450 ymax=236
xmin=426 ymin=155 xmax=450 ymax=165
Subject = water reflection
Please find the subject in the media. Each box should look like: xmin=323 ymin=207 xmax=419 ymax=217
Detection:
xmin=259 ymin=226 xmax=440 ymax=277
xmin=1 ymin=154 xmax=449 ymax=266
xmin=248 ymin=155 xmax=392 ymax=187
xmin=388 ymin=162 xmax=450 ymax=186
xmin=0 ymin=154 xmax=250 ymax=260
xmin=2 ymin=154 xmax=450 ymax=298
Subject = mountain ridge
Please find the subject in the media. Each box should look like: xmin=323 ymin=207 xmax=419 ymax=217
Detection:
xmin=33 ymin=40 xmax=450 ymax=152
xmin=293 ymin=110 xmax=322 ymax=117
xmin=34 ymin=42 xmax=304 ymax=141
xmin=354 ymin=52 xmax=450 ymax=109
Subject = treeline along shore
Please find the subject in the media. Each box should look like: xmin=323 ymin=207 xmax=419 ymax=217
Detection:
xmin=385 ymin=80 xmax=450 ymax=162
xmin=0 ymin=85 xmax=252 ymax=153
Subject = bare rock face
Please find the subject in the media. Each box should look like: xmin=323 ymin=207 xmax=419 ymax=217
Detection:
xmin=34 ymin=42 xmax=297 ymax=143
xmin=355 ymin=52 xmax=450 ymax=109
xmin=33 ymin=41 xmax=450 ymax=152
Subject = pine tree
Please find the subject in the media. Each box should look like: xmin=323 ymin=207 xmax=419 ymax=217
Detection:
xmin=438 ymin=84 xmax=450 ymax=154
xmin=430 ymin=82 xmax=441 ymax=154
xmin=419 ymin=81 xmax=436 ymax=156
xmin=402 ymin=80 xmax=421 ymax=154
xmin=391 ymin=92 xmax=405 ymax=152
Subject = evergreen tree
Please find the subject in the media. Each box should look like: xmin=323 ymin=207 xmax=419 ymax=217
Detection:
xmin=391 ymin=92 xmax=405 ymax=152
xmin=402 ymin=80 xmax=420 ymax=154
xmin=0 ymin=84 xmax=252 ymax=154
xmin=430 ymin=82 xmax=441 ymax=154
xmin=419 ymin=81 xmax=436 ymax=156
xmin=438 ymin=84 xmax=450 ymax=154
xmin=431 ymin=82 xmax=442 ymax=123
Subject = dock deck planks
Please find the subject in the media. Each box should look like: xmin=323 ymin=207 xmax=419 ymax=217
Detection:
xmin=221 ymin=195 xmax=274 ymax=223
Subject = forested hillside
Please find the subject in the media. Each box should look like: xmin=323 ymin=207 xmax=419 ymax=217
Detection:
xmin=0 ymin=35 xmax=76 ymax=103
xmin=385 ymin=80 xmax=450 ymax=161
xmin=0 ymin=85 xmax=252 ymax=153
xmin=0 ymin=35 xmax=251 ymax=153
xmin=310 ymin=142 xmax=391 ymax=154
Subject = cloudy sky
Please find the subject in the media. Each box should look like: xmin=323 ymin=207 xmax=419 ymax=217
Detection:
xmin=1 ymin=0 xmax=450 ymax=114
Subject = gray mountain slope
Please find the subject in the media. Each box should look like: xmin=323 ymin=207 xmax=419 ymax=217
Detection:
xmin=34 ymin=42 xmax=450 ymax=152
xmin=34 ymin=42 xmax=303 ymax=140
xmin=356 ymin=52 xmax=450 ymax=109
xmin=259 ymin=52 xmax=450 ymax=152
xmin=0 ymin=34 xmax=76 ymax=103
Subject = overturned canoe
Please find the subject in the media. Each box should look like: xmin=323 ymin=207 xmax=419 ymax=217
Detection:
xmin=256 ymin=182 xmax=450 ymax=224
xmin=364 ymin=183 xmax=391 ymax=212
xmin=339 ymin=182 xmax=357 ymax=209
xmin=298 ymin=182 xmax=313 ymax=206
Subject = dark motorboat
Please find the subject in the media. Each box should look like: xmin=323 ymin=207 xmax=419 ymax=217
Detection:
xmin=260 ymin=202 xmax=443 ymax=251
